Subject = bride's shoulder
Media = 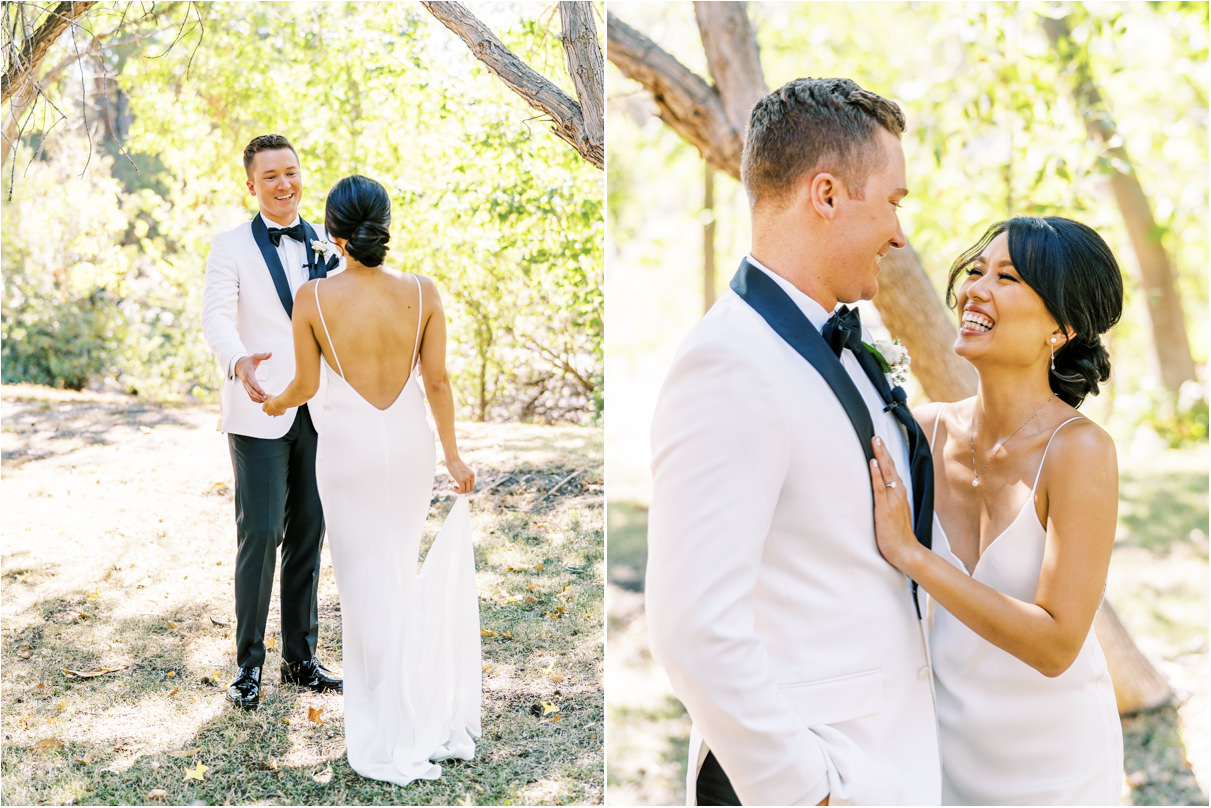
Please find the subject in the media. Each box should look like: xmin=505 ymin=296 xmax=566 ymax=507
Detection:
xmin=911 ymin=397 xmax=970 ymax=436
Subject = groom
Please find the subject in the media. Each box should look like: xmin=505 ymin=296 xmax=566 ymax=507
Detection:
xmin=202 ymin=134 xmax=343 ymax=709
xmin=647 ymin=78 xmax=941 ymax=805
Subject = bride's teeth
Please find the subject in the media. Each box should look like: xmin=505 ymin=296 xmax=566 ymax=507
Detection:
xmin=963 ymin=311 xmax=993 ymax=332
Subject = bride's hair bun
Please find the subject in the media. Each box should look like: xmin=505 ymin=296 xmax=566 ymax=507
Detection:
xmin=325 ymin=175 xmax=391 ymax=267
xmin=946 ymin=216 xmax=1123 ymax=408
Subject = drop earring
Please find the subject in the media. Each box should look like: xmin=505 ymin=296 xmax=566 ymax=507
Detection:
xmin=1050 ymin=336 xmax=1058 ymax=372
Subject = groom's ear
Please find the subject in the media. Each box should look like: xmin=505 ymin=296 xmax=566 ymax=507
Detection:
xmin=808 ymin=172 xmax=840 ymax=219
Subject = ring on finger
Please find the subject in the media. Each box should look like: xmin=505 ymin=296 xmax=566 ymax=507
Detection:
xmin=884 ymin=481 xmax=898 ymax=489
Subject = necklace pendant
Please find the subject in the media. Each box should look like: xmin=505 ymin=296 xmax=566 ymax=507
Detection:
xmin=972 ymin=478 xmax=980 ymax=488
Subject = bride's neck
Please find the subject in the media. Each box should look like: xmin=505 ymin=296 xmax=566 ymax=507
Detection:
xmin=972 ymin=368 xmax=1056 ymax=438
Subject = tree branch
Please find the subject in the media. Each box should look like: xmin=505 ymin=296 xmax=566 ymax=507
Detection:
xmin=422 ymin=1 xmax=602 ymax=169
xmin=693 ymin=1 xmax=765 ymax=135
xmin=558 ymin=1 xmax=603 ymax=167
xmin=606 ymin=11 xmax=742 ymax=177
xmin=2 ymin=1 xmax=97 ymax=106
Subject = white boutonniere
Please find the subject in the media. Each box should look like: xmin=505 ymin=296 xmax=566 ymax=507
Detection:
xmin=311 ymin=239 xmax=335 ymax=258
xmin=865 ymin=338 xmax=911 ymax=388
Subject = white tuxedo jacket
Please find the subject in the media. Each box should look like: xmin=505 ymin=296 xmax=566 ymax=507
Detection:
xmin=201 ymin=215 xmax=337 ymax=438
xmin=647 ymin=282 xmax=942 ymax=806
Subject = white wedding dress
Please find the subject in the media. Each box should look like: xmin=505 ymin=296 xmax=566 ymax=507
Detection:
xmin=929 ymin=410 xmax=1123 ymax=805
xmin=310 ymin=277 xmax=481 ymax=786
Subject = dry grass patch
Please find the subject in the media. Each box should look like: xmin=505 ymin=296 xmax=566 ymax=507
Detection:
xmin=1 ymin=385 xmax=603 ymax=805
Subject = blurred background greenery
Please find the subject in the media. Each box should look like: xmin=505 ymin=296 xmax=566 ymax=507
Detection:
xmin=605 ymin=2 xmax=1208 ymax=804
xmin=2 ymin=1 xmax=603 ymax=424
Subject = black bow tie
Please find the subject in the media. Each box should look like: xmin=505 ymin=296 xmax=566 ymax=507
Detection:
xmin=822 ymin=305 xmax=863 ymax=357
xmin=267 ymin=223 xmax=305 ymax=247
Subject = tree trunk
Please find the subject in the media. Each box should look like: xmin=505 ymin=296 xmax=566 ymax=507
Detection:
xmin=559 ymin=1 xmax=604 ymax=168
xmin=607 ymin=8 xmax=976 ymax=404
xmin=1040 ymin=14 xmax=1196 ymax=394
xmin=693 ymin=1 xmax=765 ymax=136
xmin=1094 ymin=599 xmax=1175 ymax=715
xmin=422 ymin=1 xmax=603 ymax=169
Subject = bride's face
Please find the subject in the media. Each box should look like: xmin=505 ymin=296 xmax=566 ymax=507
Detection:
xmin=953 ymin=232 xmax=1064 ymax=369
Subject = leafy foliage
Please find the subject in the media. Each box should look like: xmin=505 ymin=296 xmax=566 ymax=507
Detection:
xmin=2 ymin=1 xmax=602 ymax=423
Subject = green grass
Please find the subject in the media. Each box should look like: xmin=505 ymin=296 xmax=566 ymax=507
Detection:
xmin=1 ymin=385 xmax=603 ymax=805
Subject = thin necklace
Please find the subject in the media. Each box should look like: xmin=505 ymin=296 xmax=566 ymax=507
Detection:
xmin=968 ymin=394 xmax=1056 ymax=488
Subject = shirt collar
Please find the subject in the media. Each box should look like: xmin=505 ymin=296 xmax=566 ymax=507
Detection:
xmin=258 ymin=212 xmax=302 ymax=230
xmin=745 ymin=254 xmax=834 ymax=331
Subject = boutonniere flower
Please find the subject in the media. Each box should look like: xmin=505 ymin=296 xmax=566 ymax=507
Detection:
xmin=311 ymin=239 xmax=335 ymax=258
xmin=865 ymin=338 xmax=911 ymax=388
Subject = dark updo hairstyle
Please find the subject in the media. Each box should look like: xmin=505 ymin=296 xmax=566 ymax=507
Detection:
xmin=325 ymin=175 xmax=391 ymax=267
xmin=946 ymin=216 xmax=1123 ymax=408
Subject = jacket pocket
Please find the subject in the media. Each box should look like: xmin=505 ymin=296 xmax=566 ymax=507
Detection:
xmin=780 ymin=668 xmax=883 ymax=727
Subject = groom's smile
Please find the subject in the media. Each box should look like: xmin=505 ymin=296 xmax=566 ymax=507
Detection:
xmin=246 ymin=147 xmax=303 ymax=226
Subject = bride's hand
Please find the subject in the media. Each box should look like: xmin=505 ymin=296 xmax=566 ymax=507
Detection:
xmin=446 ymin=458 xmax=475 ymax=494
xmin=869 ymin=436 xmax=922 ymax=573
xmin=262 ymin=396 xmax=286 ymax=417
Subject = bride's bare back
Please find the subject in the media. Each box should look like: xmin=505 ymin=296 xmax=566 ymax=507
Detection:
xmin=312 ymin=268 xmax=428 ymax=410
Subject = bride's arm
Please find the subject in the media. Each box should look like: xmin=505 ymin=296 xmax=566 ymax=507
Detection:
xmin=418 ymin=278 xmax=475 ymax=493
xmin=263 ymin=282 xmax=322 ymax=416
xmin=869 ymin=426 xmax=1117 ymax=677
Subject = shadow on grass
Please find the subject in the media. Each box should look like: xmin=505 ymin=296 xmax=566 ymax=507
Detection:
xmin=2 ymin=398 xmax=195 ymax=470
xmin=1122 ymin=703 xmax=1208 ymax=805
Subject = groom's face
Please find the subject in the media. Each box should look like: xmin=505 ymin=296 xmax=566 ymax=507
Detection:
xmin=246 ymin=148 xmax=303 ymax=226
xmin=828 ymin=128 xmax=908 ymax=303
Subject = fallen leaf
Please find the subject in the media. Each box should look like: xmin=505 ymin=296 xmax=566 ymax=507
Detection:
xmin=528 ymin=582 xmax=541 ymax=590
xmin=86 ymin=591 xmax=99 ymax=600
xmin=308 ymin=707 xmax=324 ymax=724
xmin=549 ymin=674 xmax=564 ymax=683
xmin=480 ymin=628 xmax=495 ymax=637
xmin=33 ymin=738 xmax=64 ymax=752
xmin=525 ymin=596 xmax=536 ymax=604
xmin=56 ymin=699 xmax=66 ymax=711
xmin=534 ymin=563 xmax=544 ymax=571
xmin=17 ymin=645 xmax=31 ymax=659
xmin=541 ymin=701 xmax=558 ymax=716
xmin=550 ymin=714 xmax=563 ymax=722
xmin=166 ymin=671 xmax=176 ymax=678
xmin=147 ymin=789 xmax=168 ymax=800
xmin=503 ymin=631 xmax=512 ymax=638
xmin=541 ymin=662 xmax=554 ymax=674
xmin=33 ymin=682 xmax=45 ymax=690
xmin=62 ymin=663 xmax=129 ymax=679
xmin=168 ymin=688 xmax=180 ymax=696
xmin=167 ymin=622 xmax=178 ymax=630
xmin=74 ymin=753 xmax=94 ymax=764
xmin=182 ymin=761 xmax=207 ymax=781
xmin=266 ymin=635 xmax=276 ymax=650
xmin=312 ymin=767 xmax=333 ymax=785
xmin=167 ymin=748 xmax=200 ymax=759
xmin=481 ymin=664 xmax=495 ymax=672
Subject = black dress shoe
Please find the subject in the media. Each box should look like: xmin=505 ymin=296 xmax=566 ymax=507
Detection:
xmin=281 ymin=658 xmax=343 ymax=692
xmin=226 ymin=666 xmax=261 ymax=710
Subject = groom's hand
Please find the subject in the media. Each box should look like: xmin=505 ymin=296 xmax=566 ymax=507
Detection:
xmin=235 ymin=352 xmax=272 ymax=403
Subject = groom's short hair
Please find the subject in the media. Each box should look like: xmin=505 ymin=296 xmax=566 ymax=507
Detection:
xmin=741 ymin=78 xmax=905 ymax=208
xmin=243 ymin=134 xmax=298 ymax=177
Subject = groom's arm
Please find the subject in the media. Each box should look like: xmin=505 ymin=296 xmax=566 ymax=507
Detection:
xmin=201 ymin=233 xmax=249 ymax=381
xmin=647 ymin=337 xmax=832 ymax=807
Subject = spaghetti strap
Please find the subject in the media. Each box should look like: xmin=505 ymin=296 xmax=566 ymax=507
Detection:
xmin=314 ymin=280 xmax=345 ymax=378
xmin=930 ymin=403 xmax=948 ymax=452
xmin=1031 ymin=416 xmax=1083 ymax=491
xmin=410 ymin=274 xmax=423 ymax=373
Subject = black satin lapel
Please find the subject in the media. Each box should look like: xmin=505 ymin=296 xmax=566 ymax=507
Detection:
xmin=251 ymin=215 xmax=294 ymax=317
xmin=731 ymin=260 xmax=876 ymax=465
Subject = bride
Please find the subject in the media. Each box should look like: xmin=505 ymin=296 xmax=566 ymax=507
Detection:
xmin=263 ymin=174 xmax=481 ymax=785
xmin=868 ymin=216 xmax=1124 ymax=804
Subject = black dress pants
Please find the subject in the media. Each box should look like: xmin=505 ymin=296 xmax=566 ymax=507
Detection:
xmin=697 ymin=750 xmax=742 ymax=806
xmin=227 ymin=405 xmax=325 ymax=669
